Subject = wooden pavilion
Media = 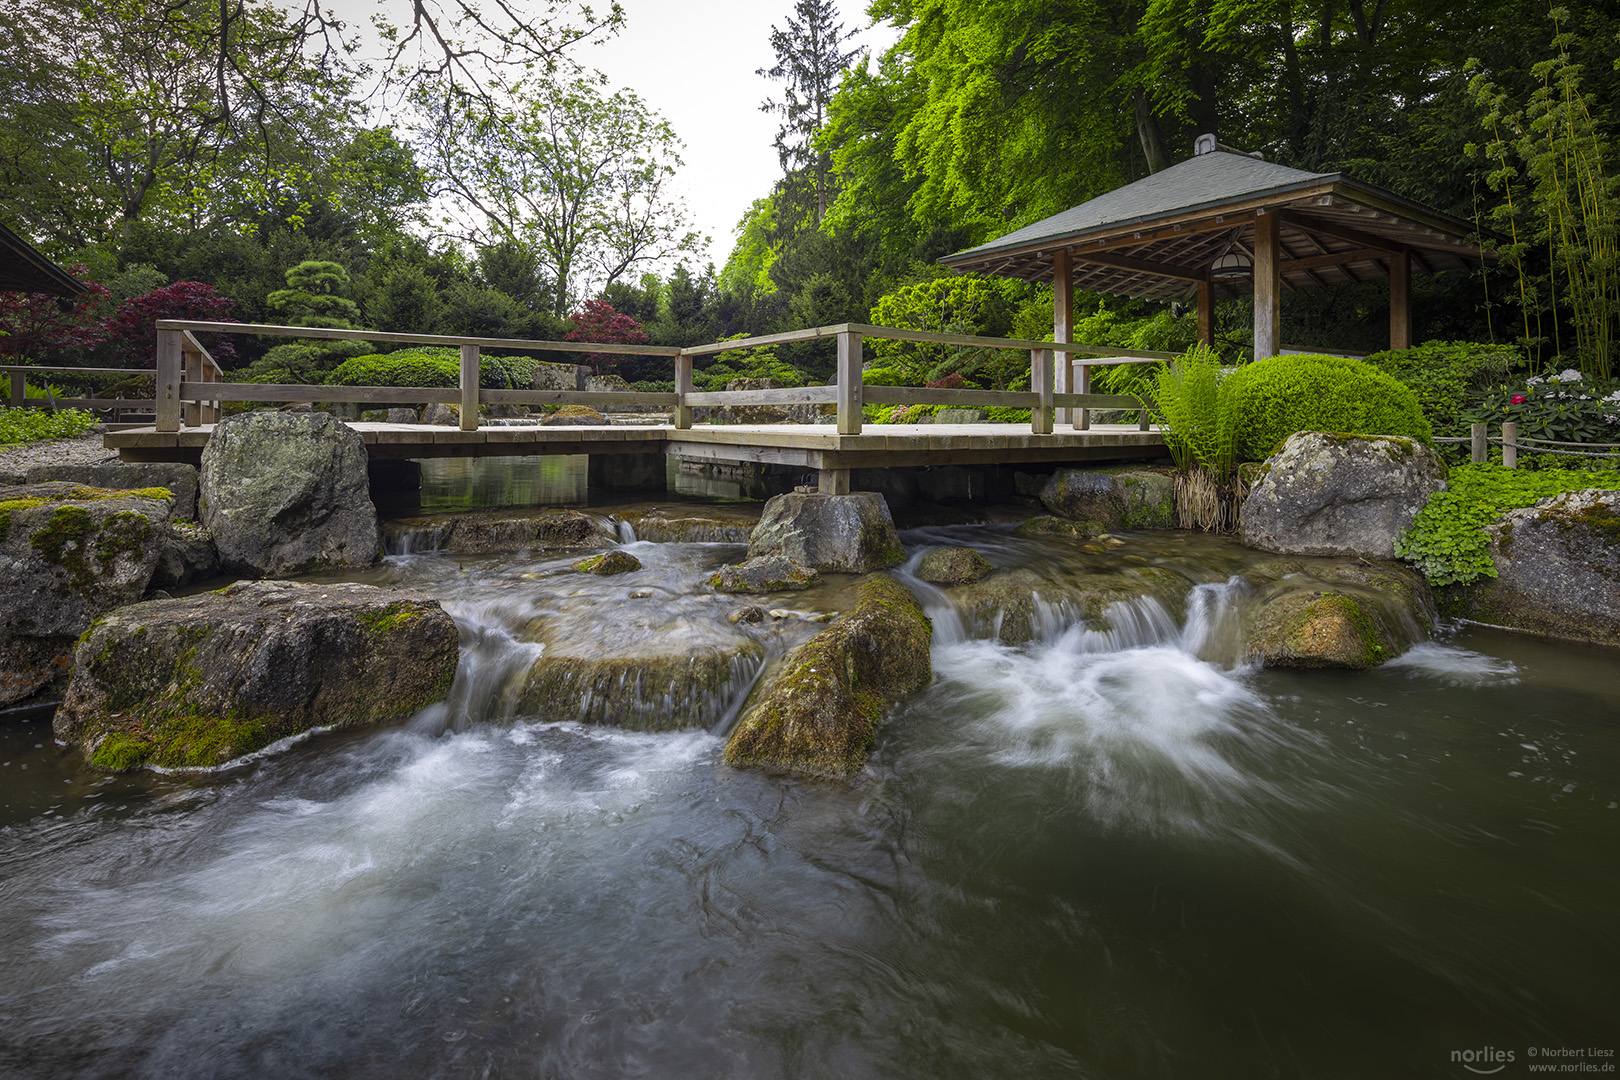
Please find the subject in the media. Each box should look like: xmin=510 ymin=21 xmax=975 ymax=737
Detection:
xmin=941 ymin=137 xmax=1498 ymax=378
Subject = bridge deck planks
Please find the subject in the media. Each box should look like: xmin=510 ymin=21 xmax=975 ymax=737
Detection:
xmin=104 ymin=421 xmax=1166 ymax=469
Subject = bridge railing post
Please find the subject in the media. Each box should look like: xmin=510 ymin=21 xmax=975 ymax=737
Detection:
xmin=673 ymin=352 xmax=692 ymax=429
xmin=1031 ymin=348 xmax=1053 ymax=434
xmin=459 ymin=344 xmax=480 ymax=431
xmin=155 ymin=327 xmax=183 ymax=433
xmin=9 ymin=370 xmax=24 ymax=409
xmin=1071 ymin=358 xmax=1092 ymax=430
xmin=836 ymin=330 xmax=862 ymax=435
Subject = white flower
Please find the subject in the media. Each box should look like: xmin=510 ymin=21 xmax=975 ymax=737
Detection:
xmin=1556 ymin=369 xmax=1583 ymax=382
xmin=1526 ymin=375 xmax=1545 ymax=385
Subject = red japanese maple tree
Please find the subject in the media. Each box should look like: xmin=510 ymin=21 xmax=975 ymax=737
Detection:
xmin=565 ymin=299 xmax=649 ymax=378
xmin=0 ymin=267 xmax=112 ymax=363
xmin=104 ymin=281 xmax=238 ymax=368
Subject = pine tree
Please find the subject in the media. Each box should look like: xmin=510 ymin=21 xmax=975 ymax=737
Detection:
xmin=757 ymin=0 xmax=861 ymax=228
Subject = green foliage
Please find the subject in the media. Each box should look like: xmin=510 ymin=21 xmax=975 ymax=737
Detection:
xmin=866 ymin=275 xmax=1027 ymax=388
xmin=1396 ymin=464 xmax=1620 ymax=586
xmin=0 ymin=407 xmax=99 ymax=445
xmin=695 ymin=336 xmax=810 ymax=390
xmin=1469 ymin=10 xmax=1620 ymax=378
xmin=267 ymin=261 xmax=360 ymax=330
xmin=1224 ymin=353 xmax=1433 ymax=462
xmin=368 ymin=266 xmax=443 ymax=334
xmin=1150 ymin=344 xmax=1236 ymax=472
xmin=1365 ymin=340 xmax=1518 ymax=436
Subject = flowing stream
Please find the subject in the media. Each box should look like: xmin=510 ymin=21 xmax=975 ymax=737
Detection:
xmin=1 ymin=484 xmax=1616 ymax=1078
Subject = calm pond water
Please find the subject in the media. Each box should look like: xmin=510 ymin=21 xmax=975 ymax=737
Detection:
xmin=1 ymin=474 xmax=1616 ymax=1078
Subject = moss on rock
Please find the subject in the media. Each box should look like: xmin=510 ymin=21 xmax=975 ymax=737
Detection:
xmin=575 ymin=550 xmax=642 ymax=575
xmin=709 ymin=555 xmax=818 ymax=593
xmin=1244 ymin=590 xmax=1394 ymax=669
xmin=915 ymin=545 xmax=994 ymax=585
xmin=724 ymin=573 xmax=932 ymax=779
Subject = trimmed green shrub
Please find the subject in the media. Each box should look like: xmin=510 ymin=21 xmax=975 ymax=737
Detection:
xmin=1396 ymin=464 xmax=1620 ymax=585
xmin=326 ymin=348 xmax=545 ymax=390
xmin=695 ymin=337 xmax=809 ymax=391
xmin=1224 ymin=353 xmax=1432 ymax=461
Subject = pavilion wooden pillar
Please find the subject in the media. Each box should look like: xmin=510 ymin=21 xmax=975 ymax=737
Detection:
xmin=1053 ymin=248 xmax=1074 ymax=427
xmin=1390 ymin=249 xmax=1412 ymax=350
xmin=1253 ymin=212 xmax=1281 ymax=359
xmin=1196 ymin=276 xmax=1214 ymax=348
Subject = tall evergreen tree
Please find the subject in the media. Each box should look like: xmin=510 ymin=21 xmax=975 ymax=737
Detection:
xmin=757 ymin=0 xmax=862 ymax=228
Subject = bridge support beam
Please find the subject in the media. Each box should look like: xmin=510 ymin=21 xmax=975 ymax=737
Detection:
xmin=817 ymin=468 xmax=851 ymax=494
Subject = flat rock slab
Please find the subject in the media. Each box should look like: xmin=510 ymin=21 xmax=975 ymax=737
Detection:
xmin=200 ymin=411 xmax=380 ymax=576
xmin=27 ymin=462 xmax=199 ymax=519
xmin=709 ymin=554 xmax=818 ymax=594
xmin=1240 ymin=432 xmax=1447 ymax=559
xmin=748 ymin=492 xmax=905 ymax=573
xmin=383 ymin=508 xmax=616 ymax=555
xmin=56 ymin=580 xmax=460 ymax=771
xmin=517 ymin=616 xmax=765 ymax=730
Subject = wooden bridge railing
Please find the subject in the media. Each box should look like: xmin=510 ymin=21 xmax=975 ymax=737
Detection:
xmin=143 ymin=320 xmax=1174 ymax=437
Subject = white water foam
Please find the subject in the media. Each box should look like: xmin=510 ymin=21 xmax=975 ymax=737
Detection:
xmin=1383 ymin=642 xmax=1520 ymax=686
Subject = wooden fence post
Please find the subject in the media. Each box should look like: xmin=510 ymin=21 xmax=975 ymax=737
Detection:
xmin=1502 ymin=421 xmax=1517 ymax=469
xmin=459 ymin=344 xmax=480 ymax=432
xmin=1071 ymin=359 xmax=1092 ymax=430
xmin=673 ymin=352 xmax=693 ymax=429
xmin=9 ymin=370 xmax=23 ymax=409
xmin=182 ymin=341 xmax=201 ymax=427
xmin=836 ymin=330 xmax=863 ymax=435
xmin=1031 ymin=348 xmax=1053 ymax=434
xmin=1470 ymin=422 xmax=1487 ymax=464
xmin=155 ymin=328 xmax=183 ymax=433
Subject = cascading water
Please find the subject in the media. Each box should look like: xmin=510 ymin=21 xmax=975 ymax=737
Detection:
xmin=0 ymin=515 xmax=1615 ymax=1079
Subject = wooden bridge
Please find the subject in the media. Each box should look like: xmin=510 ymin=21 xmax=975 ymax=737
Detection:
xmin=92 ymin=320 xmax=1170 ymax=492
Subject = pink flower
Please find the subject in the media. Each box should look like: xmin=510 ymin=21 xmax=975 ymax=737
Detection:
xmin=1511 ymin=394 xmax=1527 ymax=404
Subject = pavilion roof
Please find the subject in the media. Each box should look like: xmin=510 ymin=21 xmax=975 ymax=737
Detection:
xmin=940 ymin=150 xmax=1498 ymax=302
xmin=0 ymin=221 xmax=86 ymax=297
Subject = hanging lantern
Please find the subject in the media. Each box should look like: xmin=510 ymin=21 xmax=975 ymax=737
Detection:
xmin=1210 ymin=252 xmax=1253 ymax=279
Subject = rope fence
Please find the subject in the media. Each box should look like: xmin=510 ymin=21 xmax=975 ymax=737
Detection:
xmin=1437 ymin=422 xmax=1620 ymax=466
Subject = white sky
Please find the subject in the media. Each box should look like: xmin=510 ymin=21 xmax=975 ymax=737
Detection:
xmin=587 ymin=0 xmax=901 ymax=270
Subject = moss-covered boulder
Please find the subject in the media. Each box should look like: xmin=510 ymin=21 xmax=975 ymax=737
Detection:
xmin=724 ymin=574 xmax=931 ymax=778
xmin=200 ymin=410 xmax=380 ymax=576
xmin=1240 ymin=432 xmax=1447 ymax=559
xmin=1013 ymin=516 xmax=1109 ymax=539
xmin=748 ymin=492 xmax=905 ymax=573
xmin=542 ymin=404 xmax=608 ymax=426
xmin=1444 ymin=489 xmax=1620 ymax=646
xmin=1243 ymin=591 xmax=1396 ymax=669
xmin=915 ymin=546 xmax=994 ymax=585
xmin=516 ymin=619 xmax=764 ymax=730
xmin=0 ymin=483 xmax=173 ymax=640
xmin=55 ymin=581 xmax=459 ymax=771
xmin=1038 ymin=466 xmax=1176 ymax=529
xmin=709 ymin=555 xmax=818 ymax=593
xmin=382 ymin=508 xmax=616 ymax=555
xmin=575 ymin=549 xmax=641 ymax=575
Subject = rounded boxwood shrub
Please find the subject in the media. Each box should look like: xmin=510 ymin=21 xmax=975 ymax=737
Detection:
xmin=1225 ymin=353 xmax=1432 ymax=461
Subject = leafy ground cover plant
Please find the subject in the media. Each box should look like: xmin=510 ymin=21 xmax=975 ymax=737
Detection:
xmin=1462 ymin=367 xmax=1620 ymax=465
xmin=1395 ymin=463 xmax=1620 ymax=585
xmin=0 ymin=408 xmax=98 ymax=445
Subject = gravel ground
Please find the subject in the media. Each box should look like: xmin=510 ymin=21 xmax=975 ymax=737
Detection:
xmin=0 ymin=430 xmax=119 ymax=483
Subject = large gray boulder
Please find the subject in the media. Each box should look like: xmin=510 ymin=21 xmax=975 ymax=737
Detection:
xmin=724 ymin=574 xmax=932 ymax=778
xmin=1039 ymin=466 xmax=1176 ymax=529
xmin=55 ymin=580 xmax=460 ymax=771
xmin=1445 ymin=489 xmax=1620 ymax=646
xmin=1240 ymin=432 xmax=1446 ymax=559
xmin=748 ymin=492 xmax=905 ymax=573
xmin=27 ymin=462 xmax=198 ymax=518
xmin=200 ymin=410 xmax=380 ymax=576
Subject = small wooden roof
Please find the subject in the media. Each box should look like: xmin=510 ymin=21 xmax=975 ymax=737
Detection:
xmin=0 ymin=221 xmax=87 ymax=297
xmin=940 ymin=149 xmax=1498 ymax=301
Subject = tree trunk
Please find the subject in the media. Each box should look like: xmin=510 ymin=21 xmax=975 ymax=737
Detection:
xmin=1133 ymin=89 xmax=1168 ymax=173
